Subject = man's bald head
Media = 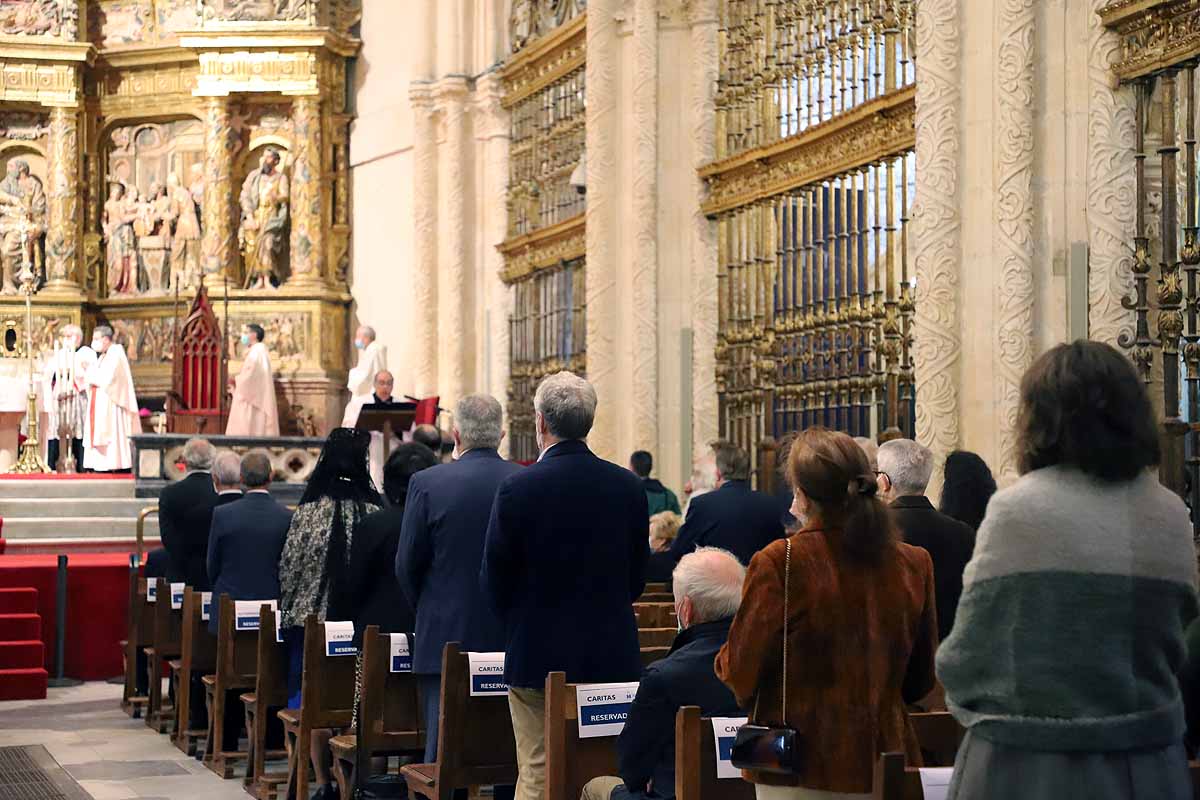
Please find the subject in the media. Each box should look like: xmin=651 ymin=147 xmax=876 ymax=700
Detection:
xmin=672 ymin=547 xmax=746 ymax=628
xmin=373 ymin=370 xmax=394 ymax=401
xmin=412 ymin=424 xmax=442 ymax=453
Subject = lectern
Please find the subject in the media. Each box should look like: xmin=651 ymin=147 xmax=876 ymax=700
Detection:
xmin=354 ymin=402 xmax=417 ymax=465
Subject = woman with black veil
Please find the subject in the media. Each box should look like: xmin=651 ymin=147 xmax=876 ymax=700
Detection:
xmin=278 ymin=427 xmax=382 ymax=800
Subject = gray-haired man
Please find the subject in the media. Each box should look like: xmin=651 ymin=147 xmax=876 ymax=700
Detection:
xmin=158 ymin=438 xmax=218 ymax=590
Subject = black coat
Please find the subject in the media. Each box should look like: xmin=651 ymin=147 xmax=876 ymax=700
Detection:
xmin=205 ymin=491 xmax=293 ymax=633
xmin=645 ymin=551 xmax=676 ymax=584
xmin=668 ymin=480 xmax=785 ymax=566
xmin=396 ymin=448 xmax=523 ymax=675
xmin=158 ymin=471 xmax=218 ymax=590
xmin=891 ymin=494 xmax=976 ymax=641
xmin=144 ymin=547 xmax=169 ymax=579
xmin=481 ymin=440 xmax=649 ymax=689
xmin=617 ymin=619 xmax=741 ymax=799
xmin=333 ymin=504 xmax=413 ymax=648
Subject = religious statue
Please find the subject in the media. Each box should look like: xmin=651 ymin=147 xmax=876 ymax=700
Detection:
xmin=0 ymin=0 xmax=74 ymax=37
xmin=0 ymin=159 xmax=46 ymax=294
xmin=239 ymin=148 xmax=289 ymax=289
xmin=167 ymin=172 xmax=201 ymax=290
xmin=188 ymin=162 xmax=204 ymax=223
xmin=103 ymin=182 xmax=138 ymax=296
xmin=136 ymin=183 xmax=173 ymax=294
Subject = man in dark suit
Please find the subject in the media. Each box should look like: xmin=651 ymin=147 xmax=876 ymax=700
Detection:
xmin=481 ymin=372 xmax=649 ymax=800
xmin=159 ymin=438 xmax=218 ymax=590
xmin=878 ymin=438 xmax=975 ymax=641
xmin=581 ymin=548 xmax=744 ymax=800
xmin=205 ymin=450 xmax=292 ymax=751
xmin=667 ymin=440 xmax=785 ymax=566
xmin=397 ymin=394 xmax=522 ymax=787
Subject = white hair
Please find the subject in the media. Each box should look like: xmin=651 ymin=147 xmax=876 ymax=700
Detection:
xmin=534 ymin=371 xmax=597 ymax=440
xmin=62 ymin=324 xmax=83 ymax=342
xmin=358 ymin=325 xmax=376 ymax=342
xmin=455 ymin=394 xmax=503 ymax=450
xmin=672 ymin=547 xmax=746 ymax=624
xmin=212 ymin=451 xmax=241 ymax=487
xmin=877 ymin=439 xmax=934 ymax=497
xmin=182 ymin=438 xmax=215 ymax=472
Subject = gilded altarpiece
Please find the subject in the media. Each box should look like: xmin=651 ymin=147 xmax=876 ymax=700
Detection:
xmin=0 ymin=0 xmax=361 ymax=434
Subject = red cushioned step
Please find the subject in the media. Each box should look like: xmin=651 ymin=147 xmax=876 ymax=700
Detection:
xmin=0 ymin=588 xmax=37 ymax=615
xmin=0 ymin=640 xmax=43 ymax=670
xmin=0 ymin=668 xmax=47 ymax=701
xmin=0 ymin=614 xmax=40 ymax=642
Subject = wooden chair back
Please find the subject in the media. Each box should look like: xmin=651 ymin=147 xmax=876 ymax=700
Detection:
xmin=634 ymin=602 xmax=676 ymax=630
xmin=640 ymin=593 xmax=674 ymax=603
xmin=122 ymin=566 xmax=150 ymax=712
xmin=674 ymin=706 xmax=755 ymax=800
xmin=359 ymin=626 xmax=423 ymax=754
xmin=245 ymin=604 xmax=288 ymax=796
xmin=642 ymin=582 xmax=670 ymax=596
xmin=638 ymin=627 xmax=675 ymax=649
xmin=174 ymin=588 xmax=216 ymax=751
xmin=153 ymin=578 xmax=183 ymax=656
xmin=544 ymin=672 xmax=623 ymax=800
xmin=215 ymin=594 xmax=260 ymax=686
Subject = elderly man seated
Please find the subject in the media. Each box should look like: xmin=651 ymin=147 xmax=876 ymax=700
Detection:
xmin=581 ymin=547 xmax=745 ymax=800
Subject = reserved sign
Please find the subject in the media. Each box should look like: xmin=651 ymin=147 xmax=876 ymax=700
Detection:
xmin=234 ymin=599 xmax=277 ymax=631
xmin=711 ymin=717 xmax=749 ymax=779
xmin=467 ymin=652 xmax=506 ymax=696
xmin=325 ymin=621 xmax=356 ymax=657
xmin=200 ymin=592 xmax=213 ymax=622
xmin=390 ymin=634 xmax=412 ymax=673
xmin=170 ymin=583 xmax=185 ymax=610
xmin=146 ymin=582 xmax=157 ymax=603
xmin=575 ymin=682 xmax=639 ymax=739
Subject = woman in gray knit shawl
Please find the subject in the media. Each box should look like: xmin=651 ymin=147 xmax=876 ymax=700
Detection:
xmin=937 ymin=341 xmax=1199 ymax=799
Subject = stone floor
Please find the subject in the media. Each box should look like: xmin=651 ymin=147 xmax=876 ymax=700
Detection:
xmin=0 ymin=681 xmax=253 ymax=799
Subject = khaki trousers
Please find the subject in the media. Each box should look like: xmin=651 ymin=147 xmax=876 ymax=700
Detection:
xmin=580 ymin=776 xmax=623 ymax=800
xmin=509 ymin=687 xmax=547 ymax=800
xmin=754 ymin=785 xmax=872 ymax=800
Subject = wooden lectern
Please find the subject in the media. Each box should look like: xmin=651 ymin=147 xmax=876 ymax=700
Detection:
xmin=354 ymin=402 xmax=417 ymax=465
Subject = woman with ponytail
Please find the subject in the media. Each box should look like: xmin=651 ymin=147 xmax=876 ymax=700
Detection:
xmin=715 ymin=428 xmax=938 ymax=799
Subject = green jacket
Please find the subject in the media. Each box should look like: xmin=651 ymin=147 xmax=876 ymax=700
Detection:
xmin=642 ymin=478 xmax=681 ymax=517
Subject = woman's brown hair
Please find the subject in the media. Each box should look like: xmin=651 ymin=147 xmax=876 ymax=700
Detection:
xmin=787 ymin=427 xmax=896 ymax=562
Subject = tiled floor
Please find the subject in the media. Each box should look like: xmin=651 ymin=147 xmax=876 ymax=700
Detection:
xmin=0 ymin=682 xmax=253 ymax=799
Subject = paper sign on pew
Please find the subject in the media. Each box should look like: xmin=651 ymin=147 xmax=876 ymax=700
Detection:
xmin=390 ymin=634 xmax=413 ymax=673
xmin=170 ymin=583 xmax=185 ymax=610
xmin=467 ymin=652 xmax=506 ymax=696
xmin=325 ymin=621 xmax=356 ymax=657
xmin=146 ymin=582 xmax=156 ymax=603
xmin=234 ymin=599 xmax=282 ymax=641
xmin=200 ymin=593 xmax=213 ymax=622
xmin=711 ymin=717 xmax=749 ymax=779
xmin=575 ymin=682 xmax=639 ymax=739
xmin=918 ymin=767 xmax=952 ymax=800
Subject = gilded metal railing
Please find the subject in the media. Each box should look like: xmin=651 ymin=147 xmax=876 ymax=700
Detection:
xmin=709 ymin=0 xmax=916 ymax=477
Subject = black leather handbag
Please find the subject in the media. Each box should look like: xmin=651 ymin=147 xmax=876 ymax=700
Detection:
xmin=729 ymin=538 xmax=803 ymax=775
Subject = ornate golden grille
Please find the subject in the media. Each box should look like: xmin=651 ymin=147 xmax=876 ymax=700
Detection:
xmin=708 ymin=0 xmax=916 ymax=483
xmin=500 ymin=12 xmax=588 ymax=459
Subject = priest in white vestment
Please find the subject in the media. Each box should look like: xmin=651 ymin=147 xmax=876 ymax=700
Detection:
xmin=225 ymin=323 xmax=279 ymax=437
xmin=84 ymin=326 xmax=141 ymax=472
xmin=42 ymin=324 xmax=96 ymax=470
xmin=341 ymin=325 xmax=388 ymax=427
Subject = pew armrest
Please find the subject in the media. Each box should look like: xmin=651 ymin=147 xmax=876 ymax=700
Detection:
xmin=401 ymin=763 xmax=436 ymax=788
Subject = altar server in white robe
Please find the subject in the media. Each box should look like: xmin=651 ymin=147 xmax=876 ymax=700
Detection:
xmin=84 ymin=325 xmax=141 ymax=472
xmin=341 ymin=325 xmax=388 ymax=427
xmin=225 ymin=323 xmax=279 ymax=437
xmin=42 ymin=324 xmax=96 ymax=470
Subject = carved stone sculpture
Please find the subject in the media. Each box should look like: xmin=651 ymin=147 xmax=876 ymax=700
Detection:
xmin=0 ymin=0 xmax=78 ymax=38
xmin=204 ymin=0 xmax=309 ymax=22
xmin=103 ymin=182 xmax=137 ymax=296
xmin=0 ymin=160 xmax=47 ymax=294
xmin=167 ymin=172 xmax=201 ymax=290
xmin=239 ymin=148 xmax=289 ymax=289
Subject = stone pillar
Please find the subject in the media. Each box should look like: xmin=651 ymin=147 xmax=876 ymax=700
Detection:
xmin=201 ymin=95 xmax=236 ymax=280
xmin=45 ymin=106 xmax=80 ymax=289
xmin=631 ymin=0 xmax=659 ymax=455
xmin=410 ymin=85 xmax=439 ymax=397
xmin=435 ymin=79 xmax=472 ymax=411
xmin=912 ymin=0 xmax=962 ymax=495
xmin=288 ymin=94 xmax=325 ymax=286
xmin=476 ymin=73 xmax=511 ymax=452
xmin=585 ymin=0 xmax=620 ymax=460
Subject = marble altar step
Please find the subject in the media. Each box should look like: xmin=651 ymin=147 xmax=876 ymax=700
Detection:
xmin=0 ymin=478 xmax=159 ymax=552
xmin=0 ymin=478 xmax=136 ymax=499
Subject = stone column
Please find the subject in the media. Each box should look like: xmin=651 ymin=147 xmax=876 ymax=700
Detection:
xmin=201 ymin=95 xmax=236 ymax=280
xmin=476 ymin=73 xmax=511 ymax=452
xmin=45 ymin=106 xmax=80 ymax=289
xmin=288 ymin=93 xmax=325 ymax=286
xmin=631 ymin=0 xmax=659 ymax=455
xmin=410 ymin=85 xmax=439 ymax=397
xmin=585 ymin=0 xmax=620 ymax=460
xmin=435 ymin=79 xmax=472 ymax=411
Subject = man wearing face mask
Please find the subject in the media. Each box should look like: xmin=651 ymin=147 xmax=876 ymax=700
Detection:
xmin=226 ymin=323 xmax=279 ymax=437
xmin=41 ymin=324 xmax=96 ymax=471
xmin=84 ymin=325 xmax=141 ymax=472
xmin=342 ymin=324 xmax=387 ymax=427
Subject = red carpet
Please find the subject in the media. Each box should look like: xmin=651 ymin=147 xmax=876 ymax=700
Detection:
xmin=0 ymin=553 xmax=131 ymax=681
xmin=0 ymin=473 xmax=132 ymax=481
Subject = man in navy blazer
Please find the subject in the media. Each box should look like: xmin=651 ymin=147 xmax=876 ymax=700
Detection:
xmin=481 ymin=371 xmax=649 ymax=800
xmin=667 ymin=440 xmax=785 ymax=566
xmin=396 ymin=394 xmax=522 ymax=783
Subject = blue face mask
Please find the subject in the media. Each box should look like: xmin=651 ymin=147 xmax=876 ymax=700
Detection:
xmin=354 ymin=340 xmax=365 ymax=350
xmin=240 ymin=334 xmax=250 ymax=346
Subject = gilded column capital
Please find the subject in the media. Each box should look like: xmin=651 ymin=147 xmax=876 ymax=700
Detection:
xmin=287 ymin=93 xmax=326 ymax=287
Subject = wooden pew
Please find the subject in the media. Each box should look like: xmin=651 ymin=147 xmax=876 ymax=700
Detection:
xmin=634 ymin=602 xmax=676 ymax=630
xmin=330 ymin=626 xmax=424 ymax=798
xmin=173 ymin=588 xmax=216 ymax=756
xmin=278 ymin=615 xmax=357 ymax=800
xmin=674 ymin=706 xmax=754 ymax=800
xmin=401 ymin=642 xmax=518 ymax=799
xmin=543 ymin=671 xmax=624 ymax=800
xmin=121 ymin=565 xmax=151 ymax=719
xmin=145 ymin=578 xmax=183 ymax=734
xmin=639 ymin=592 xmax=674 ymax=603
xmin=638 ymin=627 xmax=675 ymax=649
xmin=909 ymin=711 xmax=964 ymax=768
xmin=203 ymin=594 xmax=260 ymax=778
xmin=640 ymin=646 xmax=670 ymax=668
xmin=243 ymin=605 xmax=290 ymax=799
